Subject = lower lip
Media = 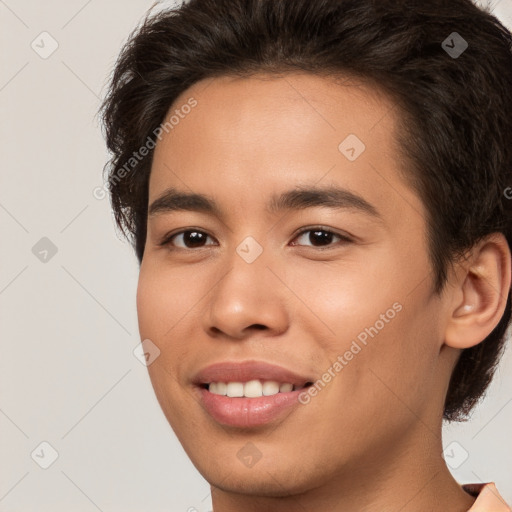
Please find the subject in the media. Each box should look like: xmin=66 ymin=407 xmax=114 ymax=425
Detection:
xmin=196 ymin=386 xmax=307 ymax=428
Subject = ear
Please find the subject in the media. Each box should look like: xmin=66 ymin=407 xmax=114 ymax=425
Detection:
xmin=444 ymin=233 xmax=511 ymax=350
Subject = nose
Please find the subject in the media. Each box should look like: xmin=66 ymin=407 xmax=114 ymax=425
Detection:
xmin=201 ymin=247 xmax=289 ymax=340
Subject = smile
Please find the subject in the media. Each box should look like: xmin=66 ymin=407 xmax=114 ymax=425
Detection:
xmin=204 ymin=379 xmax=311 ymax=397
xmin=192 ymin=360 xmax=315 ymax=428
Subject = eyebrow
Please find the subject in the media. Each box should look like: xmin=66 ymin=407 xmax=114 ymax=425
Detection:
xmin=148 ymin=185 xmax=382 ymax=220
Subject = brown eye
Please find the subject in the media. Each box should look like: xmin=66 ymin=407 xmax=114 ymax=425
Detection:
xmin=162 ymin=230 xmax=216 ymax=249
xmin=291 ymin=228 xmax=351 ymax=248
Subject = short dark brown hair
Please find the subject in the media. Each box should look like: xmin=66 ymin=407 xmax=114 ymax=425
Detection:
xmin=100 ymin=0 xmax=512 ymax=422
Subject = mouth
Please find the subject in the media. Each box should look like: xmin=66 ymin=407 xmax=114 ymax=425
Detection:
xmin=192 ymin=360 xmax=316 ymax=428
xmin=199 ymin=379 xmax=313 ymax=397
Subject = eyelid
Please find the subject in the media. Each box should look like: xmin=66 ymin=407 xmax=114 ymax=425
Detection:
xmin=158 ymin=227 xmax=217 ymax=248
xmin=290 ymin=226 xmax=353 ymax=247
xmin=159 ymin=225 xmax=352 ymax=250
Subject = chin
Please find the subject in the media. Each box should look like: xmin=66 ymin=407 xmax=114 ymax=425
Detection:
xmin=186 ymin=442 xmax=322 ymax=497
xmin=207 ymin=469 xmax=311 ymax=498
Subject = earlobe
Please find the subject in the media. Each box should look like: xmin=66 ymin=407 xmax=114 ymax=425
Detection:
xmin=444 ymin=233 xmax=511 ymax=350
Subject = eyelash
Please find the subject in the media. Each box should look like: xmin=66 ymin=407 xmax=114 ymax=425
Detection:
xmin=158 ymin=226 xmax=352 ymax=251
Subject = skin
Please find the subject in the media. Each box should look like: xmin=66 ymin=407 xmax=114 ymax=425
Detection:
xmin=136 ymin=73 xmax=511 ymax=512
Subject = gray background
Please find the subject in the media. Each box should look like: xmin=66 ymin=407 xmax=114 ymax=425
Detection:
xmin=1 ymin=1 xmax=511 ymax=510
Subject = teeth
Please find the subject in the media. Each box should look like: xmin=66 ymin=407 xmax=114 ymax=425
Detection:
xmin=244 ymin=379 xmax=263 ymax=397
xmin=262 ymin=380 xmax=280 ymax=396
xmin=207 ymin=379 xmax=298 ymax=397
xmin=226 ymin=382 xmax=244 ymax=397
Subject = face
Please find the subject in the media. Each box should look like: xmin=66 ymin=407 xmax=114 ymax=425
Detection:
xmin=137 ymin=73 xmax=455 ymax=496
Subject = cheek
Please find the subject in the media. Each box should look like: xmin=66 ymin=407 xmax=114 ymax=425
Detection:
xmin=136 ymin=266 xmax=165 ymax=340
xmin=292 ymin=248 xmax=439 ymax=408
xmin=136 ymin=261 xmax=208 ymax=385
xmin=136 ymin=265 xmax=187 ymax=390
xmin=136 ymin=261 xmax=195 ymax=340
xmin=284 ymin=253 xmax=405 ymax=349
xmin=136 ymin=265 xmax=193 ymax=418
xmin=334 ymin=289 xmax=442 ymax=422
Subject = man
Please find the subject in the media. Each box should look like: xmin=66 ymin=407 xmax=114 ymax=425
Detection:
xmin=100 ymin=0 xmax=512 ymax=510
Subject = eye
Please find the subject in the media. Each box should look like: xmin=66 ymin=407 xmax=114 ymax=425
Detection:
xmin=290 ymin=227 xmax=352 ymax=248
xmin=160 ymin=229 xmax=216 ymax=249
xmin=159 ymin=226 xmax=351 ymax=251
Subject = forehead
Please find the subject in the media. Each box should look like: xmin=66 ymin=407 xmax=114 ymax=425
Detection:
xmin=148 ymin=72 xmax=423 ymax=224
xmin=152 ymin=73 xmax=397 ymax=163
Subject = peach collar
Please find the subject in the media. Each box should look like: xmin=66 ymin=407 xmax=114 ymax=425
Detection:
xmin=463 ymin=482 xmax=511 ymax=511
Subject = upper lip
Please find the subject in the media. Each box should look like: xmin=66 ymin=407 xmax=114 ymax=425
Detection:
xmin=193 ymin=360 xmax=315 ymax=387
